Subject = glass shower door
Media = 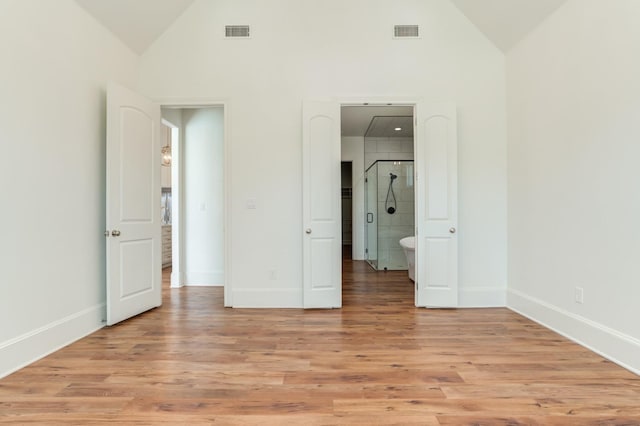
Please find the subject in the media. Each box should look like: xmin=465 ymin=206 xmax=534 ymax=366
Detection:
xmin=365 ymin=163 xmax=378 ymax=269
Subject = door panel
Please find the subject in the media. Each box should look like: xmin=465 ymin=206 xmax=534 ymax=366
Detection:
xmin=120 ymin=107 xmax=154 ymax=221
xmin=415 ymin=103 xmax=458 ymax=307
xmin=106 ymin=82 xmax=162 ymax=325
xmin=302 ymin=101 xmax=341 ymax=308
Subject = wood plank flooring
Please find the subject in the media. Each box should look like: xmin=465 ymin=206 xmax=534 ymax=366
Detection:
xmin=1 ymin=261 xmax=639 ymax=424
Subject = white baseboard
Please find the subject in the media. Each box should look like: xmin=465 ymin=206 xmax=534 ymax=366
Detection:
xmin=232 ymin=288 xmax=302 ymax=308
xmin=459 ymin=286 xmax=506 ymax=307
xmin=0 ymin=304 xmax=105 ymax=379
xmin=185 ymin=270 xmax=224 ymax=287
xmin=508 ymin=289 xmax=640 ymax=376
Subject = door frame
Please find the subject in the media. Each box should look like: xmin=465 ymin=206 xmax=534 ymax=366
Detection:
xmin=155 ymin=98 xmax=232 ymax=307
xmin=337 ymin=97 xmax=421 ymax=305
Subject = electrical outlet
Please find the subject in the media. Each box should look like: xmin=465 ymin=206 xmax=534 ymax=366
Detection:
xmin=574 ymin=287 xmax=584 ymax=304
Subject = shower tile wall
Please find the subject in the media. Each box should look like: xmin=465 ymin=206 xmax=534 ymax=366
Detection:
xmin=364 ymin=137 xmax=413 ymax=169
xmin=365 ymin=137 xmax=414 ymax=271
xmin=376 ymin=162 xmax=415 ymax=270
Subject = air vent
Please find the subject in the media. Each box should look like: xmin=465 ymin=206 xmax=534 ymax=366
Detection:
xmin=394 ymin=25 xmax=419 ymax=38
xmin=225 ymin=25 xmax=250 ymax=38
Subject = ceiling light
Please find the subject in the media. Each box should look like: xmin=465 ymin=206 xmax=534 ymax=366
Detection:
xmin=394 ymin=127 xmax=402 ymax=131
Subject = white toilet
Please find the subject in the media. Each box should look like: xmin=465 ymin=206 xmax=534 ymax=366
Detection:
xmin=399 ymin=236 xmax=415 ymax=282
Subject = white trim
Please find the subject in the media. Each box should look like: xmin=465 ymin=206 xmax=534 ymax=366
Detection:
xmin=232 ymin=289 xmax=302 ymax=308
xmin=156 ymin=98 xmax=232 ymax=307
xmin=508 ymin=288 xmax=640 ymax=376
xmin=0 ymin=304 xmax=105 ymax=379
xmin=459 ymin=286 xmax=506 ymax=307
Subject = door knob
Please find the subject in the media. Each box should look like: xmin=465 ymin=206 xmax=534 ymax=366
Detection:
xmin=305 ymin=228 xmax=312 ymax=234
xmin=111 ymin=230 xmax=121 ymax=237
xmin=449 ymin=227 xmax=456 ymax=234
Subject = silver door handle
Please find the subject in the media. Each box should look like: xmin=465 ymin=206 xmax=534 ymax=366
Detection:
xmin=449 ymin=227 xmax=456 ymax=234
xmin=111 ymin=230 xmax=121 ymax=237
xmin=305 ymin=228 xmax=312 ymax=234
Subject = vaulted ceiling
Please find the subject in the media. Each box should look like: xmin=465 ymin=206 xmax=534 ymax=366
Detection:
xmin=450 ymin=0 xmax=565 ymax=51
xmin=75 ymin=0 xmax=195 ymax=54
xmin=75 ymin=0 xmax=566 ymax=55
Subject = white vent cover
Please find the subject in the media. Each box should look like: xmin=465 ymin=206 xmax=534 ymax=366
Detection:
xmin=225 ymin=25 xmax=250 ymax=38
xmin=394 ymin=25 xmax=419 ymax=38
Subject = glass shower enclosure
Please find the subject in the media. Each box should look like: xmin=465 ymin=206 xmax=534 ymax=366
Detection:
xmin=365 ymin=160 xmax=415 ymax=270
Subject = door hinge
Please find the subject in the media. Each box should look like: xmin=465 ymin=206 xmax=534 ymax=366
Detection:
xmin=365 ymin=248 xmax=368 ymax=254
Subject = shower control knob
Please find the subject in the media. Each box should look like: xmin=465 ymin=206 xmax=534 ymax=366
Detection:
xmin=449 ymin=227 xmax=456 ymax=234
xmin=305 ymin=228 xmax=312 ymax=234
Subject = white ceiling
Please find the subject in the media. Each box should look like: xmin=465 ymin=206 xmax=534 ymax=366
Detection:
xmin=75 ymin=0 xmax=195 ymax=54
xmin=451 ymin=0 xmax=566 ymax=52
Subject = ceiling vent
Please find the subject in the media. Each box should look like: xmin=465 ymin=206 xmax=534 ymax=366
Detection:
xmin=394 ymin=25 xmax=419 ymax=38
xmin=225 ymin=25 xmax=250 ymax=38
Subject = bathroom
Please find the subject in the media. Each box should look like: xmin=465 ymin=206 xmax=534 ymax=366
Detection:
xmin=341 ymin=106 xmax=415 ymax=284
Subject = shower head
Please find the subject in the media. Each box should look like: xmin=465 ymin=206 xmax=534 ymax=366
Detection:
xmin=390 ymin=173 xmax=398 ymax=180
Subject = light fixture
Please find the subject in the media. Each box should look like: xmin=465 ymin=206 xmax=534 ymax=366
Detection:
xmin=394 ymin=127 xmax=402 ymax=131
xmin=161 ymin=144 xmax=172 ymax=167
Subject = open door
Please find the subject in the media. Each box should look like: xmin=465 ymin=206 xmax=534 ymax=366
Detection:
xmin=106 ymin=82 xmax=162 ymax=325
xmin=415 ymin=103 xmax=458 ymax=307
xmin=302 ymin=101 xmax=341 ymax=308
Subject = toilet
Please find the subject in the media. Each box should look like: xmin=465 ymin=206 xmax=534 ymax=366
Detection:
xmin=399 ymin=236 xmax=415 ymax=282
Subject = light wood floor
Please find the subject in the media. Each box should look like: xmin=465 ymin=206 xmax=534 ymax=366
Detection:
xmin=1 ymin=261 xmax=639 ymax=425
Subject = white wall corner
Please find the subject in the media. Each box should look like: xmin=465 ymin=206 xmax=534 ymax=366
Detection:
xmin=458 ymin=286 xmax=506 ymax=307
xmin=508 ymin=289 xmax=640 ymax=376
xmin=0 ymin=304 xmax=105 ymax=379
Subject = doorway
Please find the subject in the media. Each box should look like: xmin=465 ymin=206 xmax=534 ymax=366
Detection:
xmin=341 ymin=161 xmax=353 ymax=260
xmin=340 ymin=106 xmax=416 ymax=302
xmin=160 ymin=120 xmax=178 ymax=285
xmin=160 ymin=104 xmax=230 ymax=305
xmin=302 ymin=99 xmax=458 ymax=309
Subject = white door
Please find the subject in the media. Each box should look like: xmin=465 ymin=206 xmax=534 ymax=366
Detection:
xmin=106 ymin=82 xmax=162 ymax=325
xmin=415 ymin=103 xmax=458 ymax=307
xmin=302 ymin=101 xmax=342 ymax=308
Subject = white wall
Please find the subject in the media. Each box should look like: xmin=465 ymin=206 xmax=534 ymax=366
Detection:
xmin=341 ymin=137 xmax=365 ymax=260
xmin=0 ymin=0 xmax=138 ymax=377
xmin=182 ymin=108 xmax=225 ymax=285
xmin=138 ymin=0 xmax=508 ymax=307
xmin=507 ymin=0 xmax=640 ymax=374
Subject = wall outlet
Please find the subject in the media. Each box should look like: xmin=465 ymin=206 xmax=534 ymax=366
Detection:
xmin=574 ymin=287 xmax=584 ymax=304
